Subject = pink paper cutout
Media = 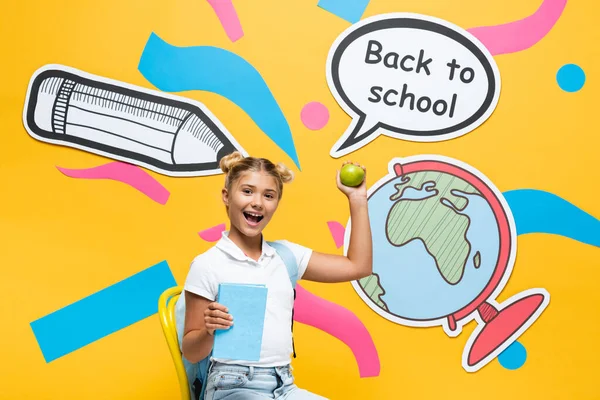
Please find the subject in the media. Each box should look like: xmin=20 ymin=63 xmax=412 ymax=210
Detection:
xmin=301 ymin=102 xmax=330 ymax=130
xmin=199 ymin=223 xmax=226 ymax=242
xmin=294 ymin=284 xmax=380 ymax=378
xmin=206 ymin=0 xmax=244 ymax=42
xmin=56 ymin=162 xmax=170 ymax=205
xmin=327 ymin=221 xmax=345 ymax=248
xmin=467 ymin=0 xmax=567 ymax=56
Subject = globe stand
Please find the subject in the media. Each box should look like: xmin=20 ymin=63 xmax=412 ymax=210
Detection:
xmin=464 ymin=290 xmax=549 ymax=370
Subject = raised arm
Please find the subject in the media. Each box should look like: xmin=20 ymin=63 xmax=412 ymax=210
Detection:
xmin=302 ymin=162 xmax=372 ymax=283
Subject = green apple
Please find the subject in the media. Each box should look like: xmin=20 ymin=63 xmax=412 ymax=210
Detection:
xmin=340 ymin=163 xmax=365 ymax=187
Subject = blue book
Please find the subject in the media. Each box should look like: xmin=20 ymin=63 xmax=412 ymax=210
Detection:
xmin=213 ymin=283 xmax=268 ymax=361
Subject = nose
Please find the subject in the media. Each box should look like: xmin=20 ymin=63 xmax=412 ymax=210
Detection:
xmin=252 ymin=195 xmax=263 ymax=209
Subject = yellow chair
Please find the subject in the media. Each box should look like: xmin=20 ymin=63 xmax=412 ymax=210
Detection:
xmin=158 ymin=286 xmax=191 ymax=400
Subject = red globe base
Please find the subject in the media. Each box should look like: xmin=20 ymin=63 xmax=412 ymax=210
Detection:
xmin=465 ymin=291 xmax=548 ymax=369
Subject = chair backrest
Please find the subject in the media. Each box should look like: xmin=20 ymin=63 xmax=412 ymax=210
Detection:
xmin=158 ymin=286 xmax=191 ymax=400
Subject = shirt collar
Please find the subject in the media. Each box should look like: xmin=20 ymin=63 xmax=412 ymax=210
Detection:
xmin=216 ymin=230 xmax=276 ymax=261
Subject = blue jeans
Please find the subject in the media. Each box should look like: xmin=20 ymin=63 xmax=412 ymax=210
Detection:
xmin=203 ymin=362 xmax=328 ymax=399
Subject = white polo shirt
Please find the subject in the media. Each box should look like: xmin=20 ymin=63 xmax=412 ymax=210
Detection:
xmin=183 ymin=231 xmax=312 ymax=367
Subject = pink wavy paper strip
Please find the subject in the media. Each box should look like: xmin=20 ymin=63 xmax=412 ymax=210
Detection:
xmin=294 ymin=284 xmax=380 ymax=378
xmin=206 ymin=0 xmax=244 ymax=42
xmin=327 ymin=221 xmax=345 ymax=248
xmin=199 ymin=223 xmax=226 ymax=242
xmin=56 ymin=162 xmax=170 ymax=205
xmin=467 ymin=0 xmax=567 ymax=56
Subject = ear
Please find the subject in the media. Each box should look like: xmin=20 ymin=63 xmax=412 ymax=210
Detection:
xmin=222 ymin=188 xmax=229 ymax=207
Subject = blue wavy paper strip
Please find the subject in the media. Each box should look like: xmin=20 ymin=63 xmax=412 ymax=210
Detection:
xmin=30 ymin=261 xmax=176 ymax=362
xmin=138 ymin=32 xmax=300 ymax=169
xmin=317 ymin=0 xmax=370 ymax=23
xmin=503 ymin=189 xmax=600 ymax=247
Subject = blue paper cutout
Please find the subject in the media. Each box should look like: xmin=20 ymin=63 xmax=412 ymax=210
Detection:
xmin=317 ymin=0 xmax=370 ymax=23
xmin=138 ymin=33 xmax=300 ymax=169
xmin=30 ymin=261 xmax=176 ymax=362
xmin=504 ymin=189 xmax=599 ymax=247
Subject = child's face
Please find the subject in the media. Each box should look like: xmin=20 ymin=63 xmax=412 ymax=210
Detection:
xmin=223 ymin=170 xmax=280 ymax=238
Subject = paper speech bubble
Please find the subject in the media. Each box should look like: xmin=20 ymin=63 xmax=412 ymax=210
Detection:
xmin=326 ymin=13 xmax=501 ymax=158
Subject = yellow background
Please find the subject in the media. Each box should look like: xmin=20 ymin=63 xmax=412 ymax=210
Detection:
xmin=1 ymin=0 xmax=599 ymax=399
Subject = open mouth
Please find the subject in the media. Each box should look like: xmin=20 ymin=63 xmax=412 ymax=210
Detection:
xmin=243 ymin=211 xmax=264 ymax=225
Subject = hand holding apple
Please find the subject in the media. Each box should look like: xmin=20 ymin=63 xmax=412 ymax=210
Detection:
xmin=340 ymin=163 xmax=365 ymax=187
xmin=337 ymin=161 xmax=367 ymax=200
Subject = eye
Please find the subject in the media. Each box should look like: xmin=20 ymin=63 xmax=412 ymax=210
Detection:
xmin=242 ymin=188 xmax=252 ymax=195
xmin=265 ymin=193 xmax=274 ymax=199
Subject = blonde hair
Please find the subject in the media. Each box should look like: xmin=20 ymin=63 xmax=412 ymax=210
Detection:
xmin=219 ymin=151 xmax=294 ymax=199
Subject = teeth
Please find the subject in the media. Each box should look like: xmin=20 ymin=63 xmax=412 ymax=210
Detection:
xmin=246 ymin=212 xmax=262 ymax=217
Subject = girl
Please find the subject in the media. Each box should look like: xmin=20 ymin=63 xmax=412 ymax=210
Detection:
xmin=182 ymin=151 xmax=372 ymax=399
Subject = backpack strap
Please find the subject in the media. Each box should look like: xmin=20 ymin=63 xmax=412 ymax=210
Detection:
xmin=266 ymin=240 xmax=299 ymax=358
xmin=267 ymin=241 xmax=299 ymax=288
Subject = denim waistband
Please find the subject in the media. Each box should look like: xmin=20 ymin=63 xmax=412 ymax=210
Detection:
xmin=209 ymin=361 xmax=291 ymax=378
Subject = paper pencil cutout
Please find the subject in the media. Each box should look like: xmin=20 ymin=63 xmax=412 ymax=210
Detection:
xmin=23 ymin=64 xmax=247 ymax=177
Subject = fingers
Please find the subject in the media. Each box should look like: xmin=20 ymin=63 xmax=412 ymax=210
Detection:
xmin=205 ymin=319 xmax=233 ymax=330
xmin=208 ymin=301 xmax=228 ymax=312
xmin=205 ymin=303 xmax=233 ymax=320
xmin=341 ymin=160 xmax=367 ymax=172
xmin=205 ymin=322 xmax=232 ymax=333
xmin=206 ymin=309 xmax=232 ymax=320
xmin=205 ymin=302 xmax=233 ymax=331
